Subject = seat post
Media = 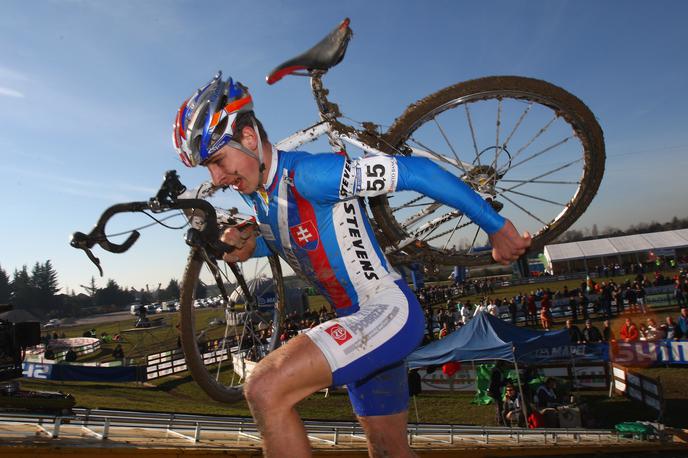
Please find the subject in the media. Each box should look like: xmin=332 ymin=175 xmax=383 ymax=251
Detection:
xmin=310 ymin=72 xmax=348 ymax=156
xmin=310 ymin=72 xmax=341 ymax=121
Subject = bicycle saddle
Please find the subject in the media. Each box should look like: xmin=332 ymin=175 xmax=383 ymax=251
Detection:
xmin=266 ymin=18 xmax=353 ymax=85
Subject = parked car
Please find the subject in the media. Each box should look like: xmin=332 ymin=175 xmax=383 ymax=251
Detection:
xmin=42 ymin=318 xmax=61 ymax=329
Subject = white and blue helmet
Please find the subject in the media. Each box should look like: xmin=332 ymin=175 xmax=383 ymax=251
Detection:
xmin=173 ymin=71 xmax=254 ymax=167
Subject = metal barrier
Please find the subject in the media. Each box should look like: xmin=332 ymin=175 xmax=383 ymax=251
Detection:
xmin=0 ymin=407 xmax=623 ymax=447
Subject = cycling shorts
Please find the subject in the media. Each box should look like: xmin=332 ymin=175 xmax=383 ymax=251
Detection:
xmin=306 ymin=279 xmax=424 ymax=416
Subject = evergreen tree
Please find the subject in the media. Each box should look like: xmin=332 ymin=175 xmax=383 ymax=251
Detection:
xmin=11 ymin=265 xmax=35 ymax=310
xmin=94 ymin=279 xmax=135 ymax=307
xmin=0 ymin=265 xmax=10 ymax=304
xmin=162 ymin=279 xmax=180 ymax=301
xmin=41 ymin=260 xmax=60 ymax=296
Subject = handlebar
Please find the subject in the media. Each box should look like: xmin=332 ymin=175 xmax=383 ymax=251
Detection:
xmin=70 ymin=170 xmax=238 ymax=276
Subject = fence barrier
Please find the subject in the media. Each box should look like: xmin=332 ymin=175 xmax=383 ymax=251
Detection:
xmin=611 ymin=363 xmax=664 ymax=420
xmin=145 ymin=338 xmax=232 ymax=381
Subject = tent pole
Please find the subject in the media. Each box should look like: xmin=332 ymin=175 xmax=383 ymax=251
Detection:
xmin=413 ymin=395 xmax=420 ymax=424
xmin=570 ymin=354 xmax=579 ymax=399
xmin=512 ymin=347 xmax=529 ymax=424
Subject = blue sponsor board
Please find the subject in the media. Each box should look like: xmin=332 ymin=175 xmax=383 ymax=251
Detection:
xmin=520 ymin=343 xmax=609 ymax=364
xmin=23 ymin=362 xmax=143 ymax=382
xmin=519 ymin=340 xmax=688 ymax=365
xmin=22 ymin=362 xmax=53 ymax=380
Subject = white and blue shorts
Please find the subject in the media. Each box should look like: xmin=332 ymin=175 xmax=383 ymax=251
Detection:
xmin=306 ymin=279 xmax=424 ymax=416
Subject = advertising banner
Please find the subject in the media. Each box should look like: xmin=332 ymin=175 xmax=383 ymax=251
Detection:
xmin=23 ymin=362 xmax=142 ymax=382
xmin=520 ymin=343 xmax=609 ymax=364
xmin=612 ymin=340 xmax=688 ymax=365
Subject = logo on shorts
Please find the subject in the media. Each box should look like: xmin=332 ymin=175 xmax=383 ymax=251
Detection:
xmin=289 ymin=220 xmax=319 ymax=251
xmin=324 ymin=324 xmax=352 ymax=345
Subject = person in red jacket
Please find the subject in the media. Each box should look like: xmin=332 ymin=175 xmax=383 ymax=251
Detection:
xmin=619 ymin=318 xmax=639 ymax=342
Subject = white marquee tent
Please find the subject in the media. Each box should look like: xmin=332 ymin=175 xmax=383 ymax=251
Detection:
xmin=543 ymin=229 xmax=688 ymax=273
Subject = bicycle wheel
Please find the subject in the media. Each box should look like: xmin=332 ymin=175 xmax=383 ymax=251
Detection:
xmin=179 ymin=247 xmax=284 ymax=403
xmin=370 ymin=76 xmax=605 ymax=266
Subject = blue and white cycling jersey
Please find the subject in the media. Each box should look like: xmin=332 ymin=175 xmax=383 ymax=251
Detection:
xmin=244 ymin=148 xmax=505 ymax=416
xmin=247 ymin=149 xmax=504 ymax=314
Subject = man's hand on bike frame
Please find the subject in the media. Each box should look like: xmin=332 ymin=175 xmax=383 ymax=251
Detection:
xmin=489 ymin=219 xmax=532 ymax=265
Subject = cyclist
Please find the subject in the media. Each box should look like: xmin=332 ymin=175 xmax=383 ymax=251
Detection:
xmin=173 ymin=72 xmax=531 ymax=458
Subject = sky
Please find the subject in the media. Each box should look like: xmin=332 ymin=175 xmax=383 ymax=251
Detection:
xmin=1 ymin=0 xmax=687 ymax=295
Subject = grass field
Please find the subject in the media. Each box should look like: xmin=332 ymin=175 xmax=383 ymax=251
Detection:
xmin=25 ymin=269 xmax=687 ymax=428
xmin=20 ymin=365 xmax=686 ymax=428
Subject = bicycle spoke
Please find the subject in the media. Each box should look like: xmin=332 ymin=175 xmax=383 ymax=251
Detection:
xmin=423 ymin=220 xmax=471 ymax=245
xmin=495 ymin=186 xmax=566 ymax=206
xmin=502 ymin=114 xmax=558 ymax=168
xmin=199 ymin=251 xmax=235 ymax=377
xmin=501 ymin=101 xmax=533 ymax=152
xmin=500 ymin=157 xmax=584 ymax=193
xmin=465 ymin=104 xmax=481 ymax=166
xmin=440 ymin=214 xmax=467 ymax=248
xmin=491 ymin=98 xmax=503 ymax=177
xmin=499 ymin=135 xmax=573 ymax=176
xmin=468 ymin=225 xmax=481 ymax=252
xmin=499 ymin=193 xmax=549 ymax=226
xmin=499 ymin=178 xmax=580 ymax=185
xmin=408 ymin=137 xmax=464 ymax=170
xmin=433 ymin=117 xmax=467 ymax=173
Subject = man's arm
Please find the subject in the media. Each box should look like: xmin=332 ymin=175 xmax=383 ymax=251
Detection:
xmin=294 ymin=153 xmax=531 ymax=263
xmin=395 ymin=156 xmax=531 ymax=264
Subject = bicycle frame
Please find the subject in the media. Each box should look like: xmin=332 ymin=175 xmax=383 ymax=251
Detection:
xmin=274 ymin=74 xmax=387 ymax=157
xmin=274 ymin=74 xmax=474 ymax=172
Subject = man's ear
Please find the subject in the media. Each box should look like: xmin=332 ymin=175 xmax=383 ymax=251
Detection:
xmin=240 ymin=126 xmax=257 ymax=150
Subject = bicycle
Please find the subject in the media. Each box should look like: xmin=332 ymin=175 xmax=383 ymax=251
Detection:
xmin=72 ymin=17 xmax=605 ymax=403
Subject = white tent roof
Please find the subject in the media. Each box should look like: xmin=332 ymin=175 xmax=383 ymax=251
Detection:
xmin=608 ymin=234 xmax=652 ymax=253
xmin=544 ymin=229 xmax=688 ymax=263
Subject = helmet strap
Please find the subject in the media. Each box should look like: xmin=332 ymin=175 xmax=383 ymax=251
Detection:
xmin=251 ymin=117 xmax=266 ymax=188
xmin=225 ymin=117 xmax=266 ymax=190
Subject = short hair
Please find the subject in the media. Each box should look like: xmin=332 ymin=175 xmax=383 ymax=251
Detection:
xmin=234 ymin=111 xmax=269 ymax=143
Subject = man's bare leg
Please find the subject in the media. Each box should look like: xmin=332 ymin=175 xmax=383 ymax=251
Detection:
xmin=243 ymin=334 xmax=332 ymax=458
xmin=358 ymin=411 xmax=418 ymax=458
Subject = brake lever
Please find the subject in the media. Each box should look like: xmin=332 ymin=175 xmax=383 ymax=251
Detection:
xmin=70 ymin=231 xmax=104 ymax=276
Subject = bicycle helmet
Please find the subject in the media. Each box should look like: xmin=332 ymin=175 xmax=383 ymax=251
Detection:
xmin=173 ymin=71 xmax=255 ymax=167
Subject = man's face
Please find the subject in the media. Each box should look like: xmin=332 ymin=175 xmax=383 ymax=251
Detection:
xmin=205 ymin=144 xmax=260 ymax=194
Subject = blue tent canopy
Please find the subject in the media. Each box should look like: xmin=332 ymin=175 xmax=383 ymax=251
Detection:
xmin=406 ymin=312 xmax=570 ymax=368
